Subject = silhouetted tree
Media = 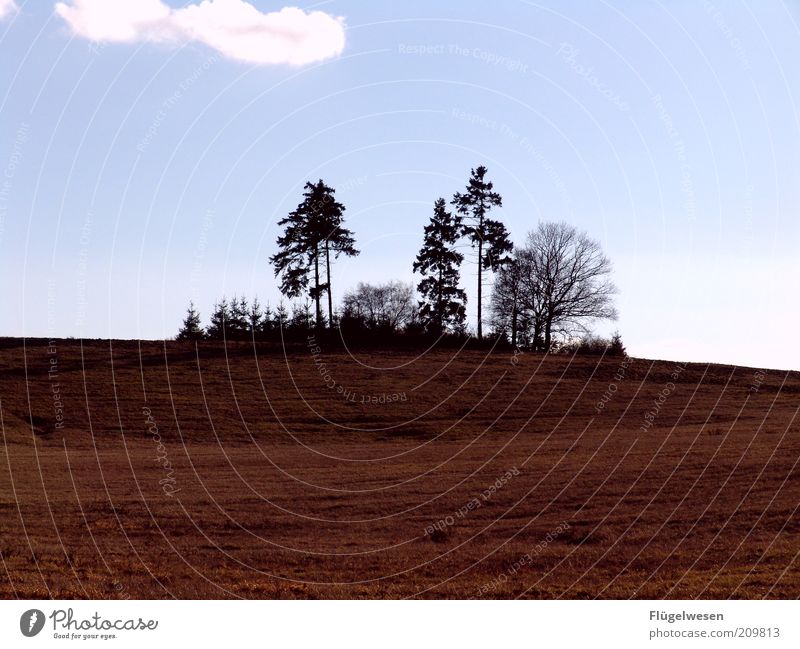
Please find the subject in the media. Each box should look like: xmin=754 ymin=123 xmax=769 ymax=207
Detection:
xmin=270 ymin=180 xmax=359 ymax=328
xmin=413 ymin=198 xmax=466 ymax=333
xmin=176 ymin=301 xmax=205 ymax=340
xmin=290 ymin=300 xmax=314 ymax=332
xmin=525 ymin=222 xmax=617 ymax=350
xmin=273 ymin=301 xmax=289 ymax=332
xmin=257 ymin=303 xmax=275 ymax=339
xmin=609 ymin=331 xmax=626 ymax=357
xmin=206 ymin=298 xmax=230 ymax=340
xmin=248 ymin=297 xmax=263 ymax=337
xmin=228 ymin=295 xmax=249 ymax=339
xmin=490 ymin=259 xmax=523 ymax=347
xmin=491 ymin=248 xmax=546 ymax=350
xmin=452 ymin=166 xmax=512 ymax=339
xmin=342 ymin=281 xmax=416 ymax=332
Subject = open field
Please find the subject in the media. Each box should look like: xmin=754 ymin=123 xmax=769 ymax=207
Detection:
xmin=0 ymin=338 xmax=798 ymax=599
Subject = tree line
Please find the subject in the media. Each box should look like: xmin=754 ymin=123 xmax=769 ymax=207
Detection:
xmin=178 ymin=165 xmax=620 ymax=351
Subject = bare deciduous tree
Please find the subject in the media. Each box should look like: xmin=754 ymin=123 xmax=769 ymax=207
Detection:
xmin=528 ymin=221 xmax=617 ymax=350
xmin=493 ymin=222 xmax=617 ymax=350
xmin=341 ymin=281 xmax=416 ymax=332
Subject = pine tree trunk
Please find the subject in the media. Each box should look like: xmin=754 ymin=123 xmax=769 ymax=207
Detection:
xmin=314 ymin=248 xmax=322 ymax=328
xmin=325 ymin=241 xmax=333 ymax=328
xmin=477 ymin=239 xmax=483 ymax=340
xmin=437 ymin=267 xmax=443 ymax=333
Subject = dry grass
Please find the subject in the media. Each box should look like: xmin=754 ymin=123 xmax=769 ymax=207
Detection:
xmin=0 ymin=338 xmax=798 ymax=599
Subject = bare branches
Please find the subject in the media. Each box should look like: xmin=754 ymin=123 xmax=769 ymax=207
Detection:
xmin=493 ymin=222 xmax=617 ymax=350
xmin=342 ymin=281 xmax=416 ymax=332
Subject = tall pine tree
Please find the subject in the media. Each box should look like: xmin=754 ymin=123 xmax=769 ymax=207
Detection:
xmin=452 ymin=166 xmax=512 ymax=339
xmin=413 ymin=198 xmax=467 ymax=333
xmin=270 ymin=180 xmax=359 ymax=328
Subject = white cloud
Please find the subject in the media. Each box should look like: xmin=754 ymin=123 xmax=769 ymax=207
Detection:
xmin=0 ymin=0 xmax=18 ymax=21
xmin=54 ymin=0 xmax=346 ymax=65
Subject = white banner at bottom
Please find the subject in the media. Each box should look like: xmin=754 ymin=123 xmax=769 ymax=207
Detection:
xmin=0 ymin=600 xmax=795 ymax=648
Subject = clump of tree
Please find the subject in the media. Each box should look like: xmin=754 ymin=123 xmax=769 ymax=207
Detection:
xmin=206 ymin=297 xmax=255 ymax=340
xmin=337 ymin=280 xmax=465 ymax=347
xmin=179 ymin=170 xmax=622 ymax=352
xmin=451 ymin=166 xmax=513 ymax=339
xmin=491 ymin=221 xmax=617 ymax=351
xmin=557 ymin=331 xmax=626 ymax=357
xmin=177 ymin=295 xmax=321 ymax=342
xmin=270 ymin=180 xmax=358 ymax=329
xmin=413 ymin=198 xmax=467 ymax=334
xmin=341 ymin=281 xmax=417 ymax=333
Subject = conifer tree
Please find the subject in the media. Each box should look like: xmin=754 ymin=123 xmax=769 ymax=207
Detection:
xmin=259 ymin=303 xmax=274 ymax=338
xmin=229 ymin=295 xmax=249 ymax=339
xmin=206 ymin=298 xmax=230 ymax=340
xmin=452 ymin=166 xmax=512 ymax=339
xmin=290 ymin=300 xmax=314 ymax=332
xmin=273 ymin=301 xmax=289 ymax=332
xmin=248 ymin=297 xmax=263 ymax=336
xmin=176 ymin=301 xmax=205 ymax=340
xmin=413 ymin=198 xmax=467 ymax=333
xmin=270 ymin=180 xmax=359 ymax=328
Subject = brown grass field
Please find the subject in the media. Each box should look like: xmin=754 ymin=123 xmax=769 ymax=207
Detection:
xmin=0 ymin=338 xmax=798 ymax=599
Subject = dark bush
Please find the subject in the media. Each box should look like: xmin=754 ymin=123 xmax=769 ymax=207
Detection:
xmin=557 ymin=332 xmax=627 ymax=357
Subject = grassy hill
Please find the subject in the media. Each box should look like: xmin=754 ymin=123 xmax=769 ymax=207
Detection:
xmin=1 ymin=338 xmax=798 ymax=598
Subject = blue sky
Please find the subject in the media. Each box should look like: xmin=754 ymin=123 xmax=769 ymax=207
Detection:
xmin=0 ymin=0 xmax=798 ymax=369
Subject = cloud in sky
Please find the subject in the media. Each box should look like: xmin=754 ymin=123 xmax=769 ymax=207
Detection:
xmin=0 ymin=0 xmax=17 ymax=21
xmin=54 ymin=0 xmax=346 ymax=65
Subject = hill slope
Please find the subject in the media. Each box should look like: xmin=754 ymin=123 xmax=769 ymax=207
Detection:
xmin=1 ymin=339 xmax=798 ymax=598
